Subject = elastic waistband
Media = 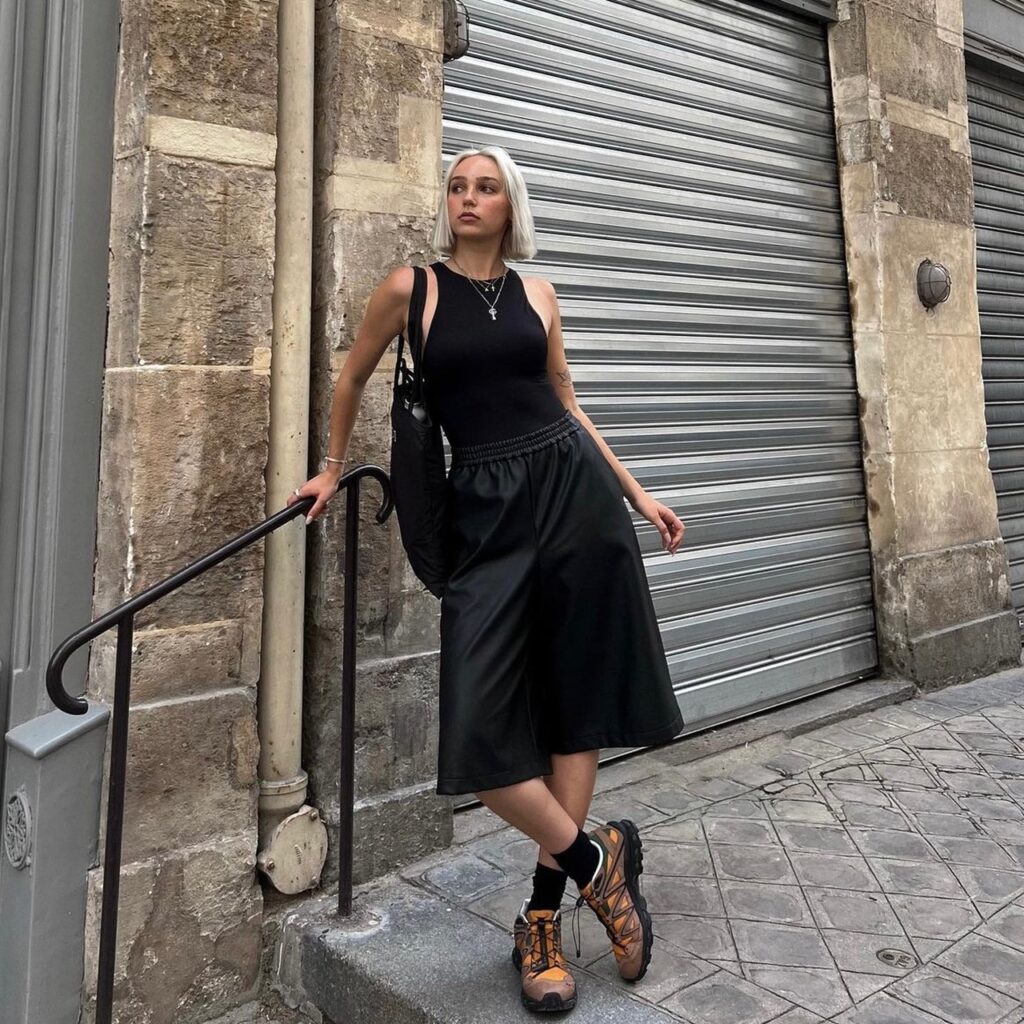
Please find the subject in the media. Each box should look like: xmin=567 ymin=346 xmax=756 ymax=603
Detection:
xmin=450 ymin=409 xmax=581 ymax=465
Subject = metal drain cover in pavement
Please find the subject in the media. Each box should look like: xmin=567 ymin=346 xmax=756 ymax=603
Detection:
xmin=877 ymin=948 xmax=917 ymax=969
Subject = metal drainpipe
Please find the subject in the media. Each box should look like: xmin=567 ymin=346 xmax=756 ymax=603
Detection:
xmin=256 ymin=0 xmax=328 ymax=895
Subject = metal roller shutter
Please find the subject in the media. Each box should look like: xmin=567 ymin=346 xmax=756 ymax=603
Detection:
xmin=441 ymin=0 xmax=879 ymax=774
xmin=968 ymin=62 xmax=1024 ymax=617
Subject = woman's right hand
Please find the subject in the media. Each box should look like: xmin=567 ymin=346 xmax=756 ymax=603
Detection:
xmin=287 ymin=467 xmax=344 ymax=524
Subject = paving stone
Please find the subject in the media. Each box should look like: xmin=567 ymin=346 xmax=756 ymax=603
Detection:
xmin=417 ymin=852 xmax=510 ymax=902
xmin=949 ymin=864 xmax=1024 ymax=902
xmin=955 ymin=732 xmax=1020 ymax=754
xmin=763 ymin=751 xmax=822 ymax=776
xmin=770 ymin=1009 xmax=825 ymax=1024
xmin=887 ymin=893 xmax=981 ymax=939
xmin=820 ymin=930 xmax=919 ymax=977
xmin=891 ymin=791 xmax=962 ymax=814
xmin=939 ymin=771 xmax=1009 ymax=796
xmin=958 ymin=797 xmax=1024 ymax=821
xmin=658 ymin=969 xmax=793 ymax=1024
xmin=803 ymin=887 xmax=903 ymax=934
xmin=451 ymin=806 xmax=508 ymax=846
xmin=464 ymin=832 xmax=540 ymax=880
xmin=705 ymin=796 xmax=770 ymax=819
xmin=790 ymin=851 xmax=881 ymax=892
xmin=848 ymin=828 xmax=938 ymax=862
xmin=977 ymin=754 xmax=1024 ymax=777
xmin=643 ymin=839 xmax=713 ymax=877
xmin=945 ymin=717 xmax=1006 ymax=736
xmin=819 ymin=764 xmax=882 ymax=783
xmin=768 ymin=799 xmax=841 ymax=824
xmin=874 ymin=709 xmax=944 ymax=733
xmin=870 ymin=746 xmax=918 ymax=765
xmin=839 ymin=972 xmax=895 ymax=1003
xmin=740 ymin=963 xmax=852 ymax=1017
xmin=653 ymin=915 xmax=736 ymax=961
xmin=682 ymin=776 xmax=752 ymax=802
xmin=982 ymin=818 xmax=1024 ymax=844
xmin=847 ymin=718 xmax=914 ymax=742
xmin=711 ymin=843 xmax=799 ymax=885
xmin=790 ymin=737 xmax=849 ymax=761
xmin=588 ymin=789 xmax=673 ymax=826
xmin=726 ymin=764 xmax=786 ymax=789
xmin=867 ymin=857 xmax=966 ymax=898
xmin=812 ymin=725 xmax=878 ymax=750
xmin=720 ymin=881 xmax=815 ymax=926
xmin=828 ymin=783 xmax=894 ymax=808
xmin=874 ymin=764 xmax=939 ymax=788
xmin=905 ymin=727 xmax=964 ymax=749
xmin=977 ymin=903 xmax=1024 ymax=953
xmin=731 ymin=920 xmax=833 ymax=969
xmin=584 ymin=943 xmax=716 ymax=1003
xmin=935 ymin=933 xmax=1024 ymax=999
xmin=704 ymin=817 xmax=778 ymax=846
xmin=774 ymin=822 xmax=861 ymax=855
xmin=907 ymin=937 xmax=954 ymax=964
xmin=910 ymin=811 xmax=985 ymax=838
xmin=643 ymin=875 xmax=725 ymax=917
xmin=645 ymin=815 xmax=704 ymax=843
xmin=909 ymin=701 xmax=965 ymax=723
xmin=929 ymin=835 xmax=1020 ymax=870
xmin=912 ymin=747 xmax=980 ymax=770
xmin=843 ymin=803 xmax=914 ymax=831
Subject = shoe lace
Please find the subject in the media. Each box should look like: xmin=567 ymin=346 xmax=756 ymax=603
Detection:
xmin=528 ymin=917 xmax=557 ymax=975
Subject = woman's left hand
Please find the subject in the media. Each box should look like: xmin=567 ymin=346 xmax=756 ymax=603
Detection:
xmin=630 ymin=492 xmax=686 ymax=555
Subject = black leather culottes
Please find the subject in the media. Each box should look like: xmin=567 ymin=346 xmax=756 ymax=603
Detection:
xmin=435 ymin=408 xmax=685 ymax=796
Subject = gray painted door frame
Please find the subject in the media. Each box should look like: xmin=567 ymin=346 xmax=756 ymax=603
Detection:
xmin=0 ymin=0 xmax=118 ymax=1021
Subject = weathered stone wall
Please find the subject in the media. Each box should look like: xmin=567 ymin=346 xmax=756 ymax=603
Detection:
xmin=303 ymin=0 xmax=453 ymax=887
xmin=83 ymin=1 xmax=278 ymax=1021
xmin=829 ymin=0 xmax=1020 ymax=686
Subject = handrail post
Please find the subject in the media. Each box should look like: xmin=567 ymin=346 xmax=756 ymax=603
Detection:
xmin=337 ymin=477 xmax=360 ymax=916
xmin=95 ymin=614 xmax=135 ymax=1024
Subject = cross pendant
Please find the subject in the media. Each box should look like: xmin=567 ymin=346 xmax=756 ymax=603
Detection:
xmin=488 ymin=308 xmax=497 ymax=321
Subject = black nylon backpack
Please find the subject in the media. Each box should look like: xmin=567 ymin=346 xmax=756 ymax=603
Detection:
xmin=389 ymin=265 xmax=452 ymax=598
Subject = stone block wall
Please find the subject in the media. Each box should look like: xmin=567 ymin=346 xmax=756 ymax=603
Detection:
xmin=82 ymin=1 xmax=278 ymax=1021
xmin=302 ymin=0 xmax=453 ymax=888
xmin=829 ymin=0 xmax=1020 ymax=686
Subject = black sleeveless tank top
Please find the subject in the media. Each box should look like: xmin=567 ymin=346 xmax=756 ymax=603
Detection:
xmin=421 ymin=261 xmax=567 ymax=448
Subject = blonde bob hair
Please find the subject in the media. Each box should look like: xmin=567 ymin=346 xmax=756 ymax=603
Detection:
xmin=431 ymin=146 xmax=538 ymax=262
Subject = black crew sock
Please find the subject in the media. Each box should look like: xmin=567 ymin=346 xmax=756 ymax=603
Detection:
xmin=526 ymin=861 xmax=568 ymax=912
xmin=552 ymin=828 xmax=601 ymax=890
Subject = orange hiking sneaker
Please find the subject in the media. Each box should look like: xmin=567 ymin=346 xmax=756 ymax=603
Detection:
xmin=570 ymin=819 xmax=653 ymax=982
xmin=519 ymin=906 xmax=577 ymax=1013
xmin=512 ymin=897 xmax=529 ymax=971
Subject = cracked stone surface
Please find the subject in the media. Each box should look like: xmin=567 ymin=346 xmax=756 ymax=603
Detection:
xmin=390 ymin=666 xmax=1024 ymax=1022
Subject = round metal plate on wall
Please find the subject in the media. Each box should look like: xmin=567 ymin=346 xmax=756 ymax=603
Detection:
xmin=257 ymin=805 xmax=328 ymax=894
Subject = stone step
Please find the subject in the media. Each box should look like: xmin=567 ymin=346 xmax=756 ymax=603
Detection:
xmin=276 ymin=879 xmax=681 ymax=1023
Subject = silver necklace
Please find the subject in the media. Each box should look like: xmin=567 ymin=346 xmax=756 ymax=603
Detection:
xmin=448 ymin=256 xmax=508 ymax=321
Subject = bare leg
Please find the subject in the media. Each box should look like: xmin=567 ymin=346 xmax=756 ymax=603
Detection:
xmin=537 ymin=750 xmax=600 ymax=869
xmin=474 ymin=751 xmax=601 ymax=869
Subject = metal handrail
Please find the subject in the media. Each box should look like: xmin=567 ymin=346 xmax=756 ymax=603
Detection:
xmin=45 ymin=464 xmax=392 ymax=1024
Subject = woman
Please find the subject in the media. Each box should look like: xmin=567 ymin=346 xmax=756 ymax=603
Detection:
xmin=288 ymin=145 xmax=686 ymax=1014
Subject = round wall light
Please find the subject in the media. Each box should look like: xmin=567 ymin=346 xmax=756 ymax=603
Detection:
xmin=917 ymin=259 xmax=951 ymax=309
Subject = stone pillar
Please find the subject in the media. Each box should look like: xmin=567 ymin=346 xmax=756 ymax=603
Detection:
xmin=83 ymin=1 xmax=278 ymax=1021
xmin=829 ymin=0 xmax=1020 ymax=687
xmin=303 ymin=0 xmax=453 ymax=886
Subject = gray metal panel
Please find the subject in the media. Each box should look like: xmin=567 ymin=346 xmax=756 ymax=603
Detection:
xmin=969 ymin=61 xmax=1024 ymax=612
xmin=0 ymin=0 xmax=117 ymax=1019
xmin=964 ymin=0 xmax=1024 ymax=81
xmin=442 ymin=0 xmax=878 ymax=778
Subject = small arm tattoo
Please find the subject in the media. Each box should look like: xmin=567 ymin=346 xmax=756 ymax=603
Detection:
xmin=556 ymin=368 xmax=572 ymax=387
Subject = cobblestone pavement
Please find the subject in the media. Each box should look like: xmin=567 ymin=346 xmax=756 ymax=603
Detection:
xmin=399 ymin=667 xmax=1024 ymax=1023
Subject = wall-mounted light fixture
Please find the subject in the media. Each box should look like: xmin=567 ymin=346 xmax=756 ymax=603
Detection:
xmin=443 ymin=0 xmax=470 ymax=63
xmin=917 ymin=259 xmax=951 ymax=309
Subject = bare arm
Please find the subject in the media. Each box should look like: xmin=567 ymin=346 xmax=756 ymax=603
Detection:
xmin=287 ymin=265 xmax=413 ymax=521
xmin=532 ymin=277 xmax=686 ymax=555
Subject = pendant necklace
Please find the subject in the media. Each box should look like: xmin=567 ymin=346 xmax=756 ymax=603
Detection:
xmin=449 ymin=256 xmax=508 ymax=321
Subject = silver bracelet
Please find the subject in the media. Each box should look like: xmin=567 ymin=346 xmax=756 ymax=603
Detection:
xmin=325 ymin=456 xmax=345 ymax=465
